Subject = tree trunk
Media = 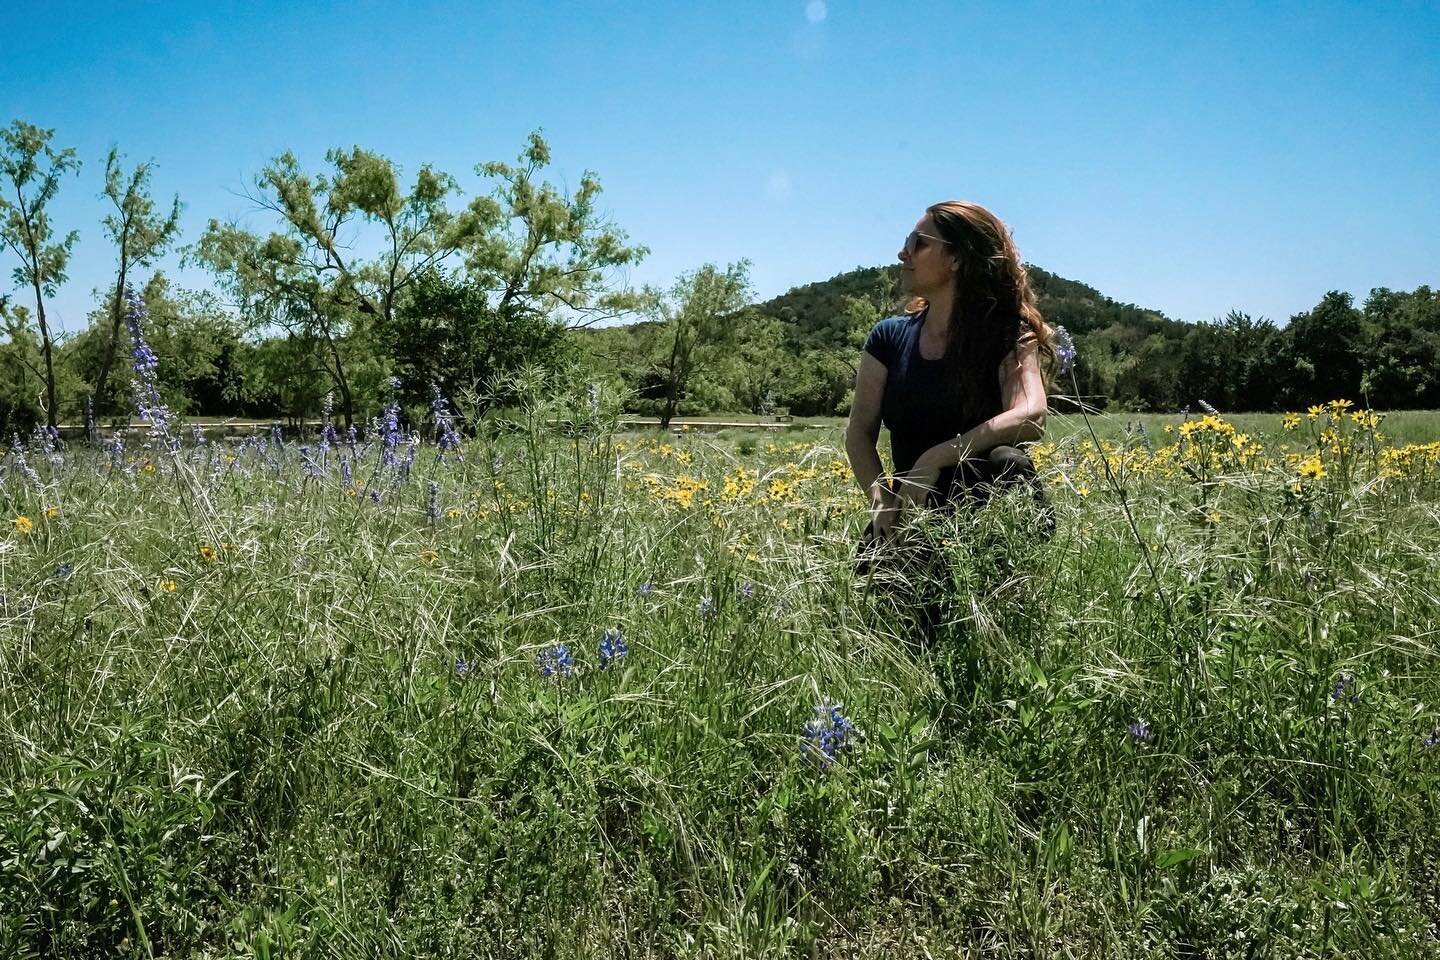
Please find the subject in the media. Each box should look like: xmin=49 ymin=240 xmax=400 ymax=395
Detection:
xmin=93 ymin=234 xmax=131 ymax=413
xmin=30 ymin=276 xmax=57 ymax=428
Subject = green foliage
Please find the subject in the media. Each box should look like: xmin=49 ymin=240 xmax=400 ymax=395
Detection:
xmin=466 ymin=131 xmax=650 ymax=328
xmin=89 ymin=147 xmax=183 ymax=414
xmin=644 ymin=260 xmax=753 ymax=426
xmin=380 ymin=268 xmax=574 ymax=413
xmin=0 ymin=120 xmax=81 ymax=426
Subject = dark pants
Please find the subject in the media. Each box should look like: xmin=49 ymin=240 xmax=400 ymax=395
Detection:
xmin=856 ymin=445 xmax=1053 ymax=638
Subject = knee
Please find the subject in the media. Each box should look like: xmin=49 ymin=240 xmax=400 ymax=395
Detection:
xmin=986 ymin=445 xmax=1035 ymax=480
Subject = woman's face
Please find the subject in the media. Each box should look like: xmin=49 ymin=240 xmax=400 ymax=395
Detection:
xmin=898 ymin=214 xmax=956 ymax=296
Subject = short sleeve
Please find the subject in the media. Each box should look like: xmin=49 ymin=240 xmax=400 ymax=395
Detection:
xmin=862 ymin=316 xmax=907 ymax=368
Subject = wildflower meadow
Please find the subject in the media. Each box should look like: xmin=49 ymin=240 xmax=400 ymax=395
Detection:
xmin=3 ymin=299 xmax=1440 ymax=957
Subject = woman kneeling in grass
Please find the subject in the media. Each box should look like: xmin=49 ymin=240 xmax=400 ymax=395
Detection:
xmin=847 ymin=199 xmax=1060 ymax=558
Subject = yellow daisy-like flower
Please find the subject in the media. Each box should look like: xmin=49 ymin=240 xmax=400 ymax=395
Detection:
xmin=45 ymin=506 xmax=60 ymax=518
xmin=1328 ymin=399 xmax=1354 ymax=414
xmin=446 ymin=508 xmax=462 ymax=519
xmin=158 ymin=578 xmax=177 ymax=592
xmin=1306 ymin=405 xmax=1325 ymax=420
xmin=1298 ymin=457 xmax=1326 ymax=480
xmin=1076 ymin=485 xmax=1092 ymax=497
xmin=199 ymin=544 xmax=218 ymax=563
xmin=419 ymin=548 xmax=438 ymax=565
xmin=142 ymin=463 xmax=157 ymax=474
xmin=1281 ymin=413 xmax=1301 ymax=430
xmin=13 ymin=516 xmax=33 ymax=533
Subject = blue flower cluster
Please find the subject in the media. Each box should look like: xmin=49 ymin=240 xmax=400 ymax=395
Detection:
xmin=537 ymin=643 xmax=576 ymax=678
xmin=1332 ymin=673 xmax=1359 ymax=703
xmin=801 ymin=701 xmax=857 ymax=768
xmin=1052 ymin=324 xmax=1077 ymax=378
xmin=124 ymin=288 xmax=174 ymax=440
xmin=430 ymin=383 xmax=463 ymax=462
xmin=697 ymin=595 xmax=715 ymax=619
xmin=1127 ymin=719 xmax=1154 ymax=744
xmin=599 ymin=628 xmax=628 ymax=668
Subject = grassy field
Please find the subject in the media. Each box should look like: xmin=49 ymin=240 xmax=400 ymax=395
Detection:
xmin=3 ymin=394 xmax=1440 ymax=957
xmin=632 ymin=408 xmax=1440 ymax=448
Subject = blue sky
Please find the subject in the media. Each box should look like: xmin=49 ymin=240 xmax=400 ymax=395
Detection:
xmin=3 ymin=0 xmax=1437 ymax=334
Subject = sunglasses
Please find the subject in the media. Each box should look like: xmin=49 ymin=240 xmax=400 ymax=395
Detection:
xmin=903 ymin=230 xmax=946 ymax=255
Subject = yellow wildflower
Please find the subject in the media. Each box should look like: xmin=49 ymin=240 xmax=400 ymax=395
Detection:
xmin=1281 ymin=413 xmax=1300 ymax=430
xmin=158 ymin=578 xmax=177 ymax=592
xmin=1298 ymin=457 xmax=1326 ymax=480
xmin=13 ymin=516 xmax=33 ymax=533
xmin=419 ymin=548 xmax=438 ymax=565
xmin=199 ymin=544 xmax=218 ymax=563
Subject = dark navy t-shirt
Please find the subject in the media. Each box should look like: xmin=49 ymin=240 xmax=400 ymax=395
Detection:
xmin=862 ymin=310 xmax=1032 ymax=474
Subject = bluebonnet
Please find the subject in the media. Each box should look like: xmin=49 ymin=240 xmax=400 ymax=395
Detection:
xmin=299 ymin=446 xmax=319 ymax=479
xmin=1331 ymin=673 xmax=1358 ymax=703
xmin=537 ymin=643 xmax=576 ymax=678
xmin=123 ymin=288 xmax=173 ymax=439
xmin=697 ymin=595 xmax=715 ymax=619
xmin=1051 ymin=324 xmax=1076 ymax=378
xmin=319 ymin=392 xmax=339 ymax=462
xmin=54 ymin=563 xmax=73 ymax=579
xmin=84 ymin=395 xmax=96 ymax=445
xmin=431 ymin=383 xmax=464 ymax=462
xmin=378 ymin=401 xmax=402 ymax=468
xmin=427 ymin=480 xmax=440 ymax=524
xmin=599 ymin=628 xmax=628 ymax=668
xmin=1127 ymin=720 xmax=1154 ymax=744
xmin=270 ymin=423 xmax=283 ymax=448
xmin=400 ymin=434 xmax=418 ymax=478
xmin=455 ymin=658 xmax=471 ymax=677
xmin=801 ymin=701 xmax=858 ymax=768
xmin=638 ymin=581 xmax=652 ymax=597
xmin=12 ymin=450 xmax=40 ymax=489
xmin=1425 ymin=728 xmax=1439 ymax=749
xmin=340 ymin=458 xmax=353 ymax=487
xmin=738 ymin=581 xmax=754 ymax=600
xmin=369 ymin=489 xmax=381 ymax=504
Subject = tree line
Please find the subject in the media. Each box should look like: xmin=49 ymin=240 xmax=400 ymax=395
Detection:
xmin=3 ymin=117 xmax=1436 ymax=437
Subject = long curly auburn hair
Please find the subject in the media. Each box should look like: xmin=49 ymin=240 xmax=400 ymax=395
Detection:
xmin=904 ymin=200 xmax=1059 ymax=424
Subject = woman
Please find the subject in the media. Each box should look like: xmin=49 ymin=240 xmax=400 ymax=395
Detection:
xmin=846 ymin=200 xmax=1059 ymax=550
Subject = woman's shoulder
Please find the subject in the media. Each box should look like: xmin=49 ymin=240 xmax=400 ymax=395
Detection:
xmin=862 ymin=313 xmax=918 ymax=360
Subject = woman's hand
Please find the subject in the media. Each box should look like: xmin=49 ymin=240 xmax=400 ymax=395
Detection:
xmin=894 ymin=462 xmax=941 ymax=509
xmin=868 ymin=479 xmax=902 ymax=540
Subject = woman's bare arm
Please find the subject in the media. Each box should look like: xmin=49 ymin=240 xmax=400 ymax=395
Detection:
xmin=898 ymin=334 xmax=1048 ymax=499
xmin=845 ymin=351 xmax=888 ymax=494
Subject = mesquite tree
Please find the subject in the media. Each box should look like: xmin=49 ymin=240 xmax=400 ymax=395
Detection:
xmin=0 ymin=120 xmax=80 ymax=427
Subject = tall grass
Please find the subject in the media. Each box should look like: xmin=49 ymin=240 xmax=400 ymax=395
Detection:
xmin=2 ymin=389 xmax=1438 ymax=957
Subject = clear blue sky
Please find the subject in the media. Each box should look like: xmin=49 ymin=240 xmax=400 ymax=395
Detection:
xmin=3 ymin=0 xmax=1437 ymax=334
